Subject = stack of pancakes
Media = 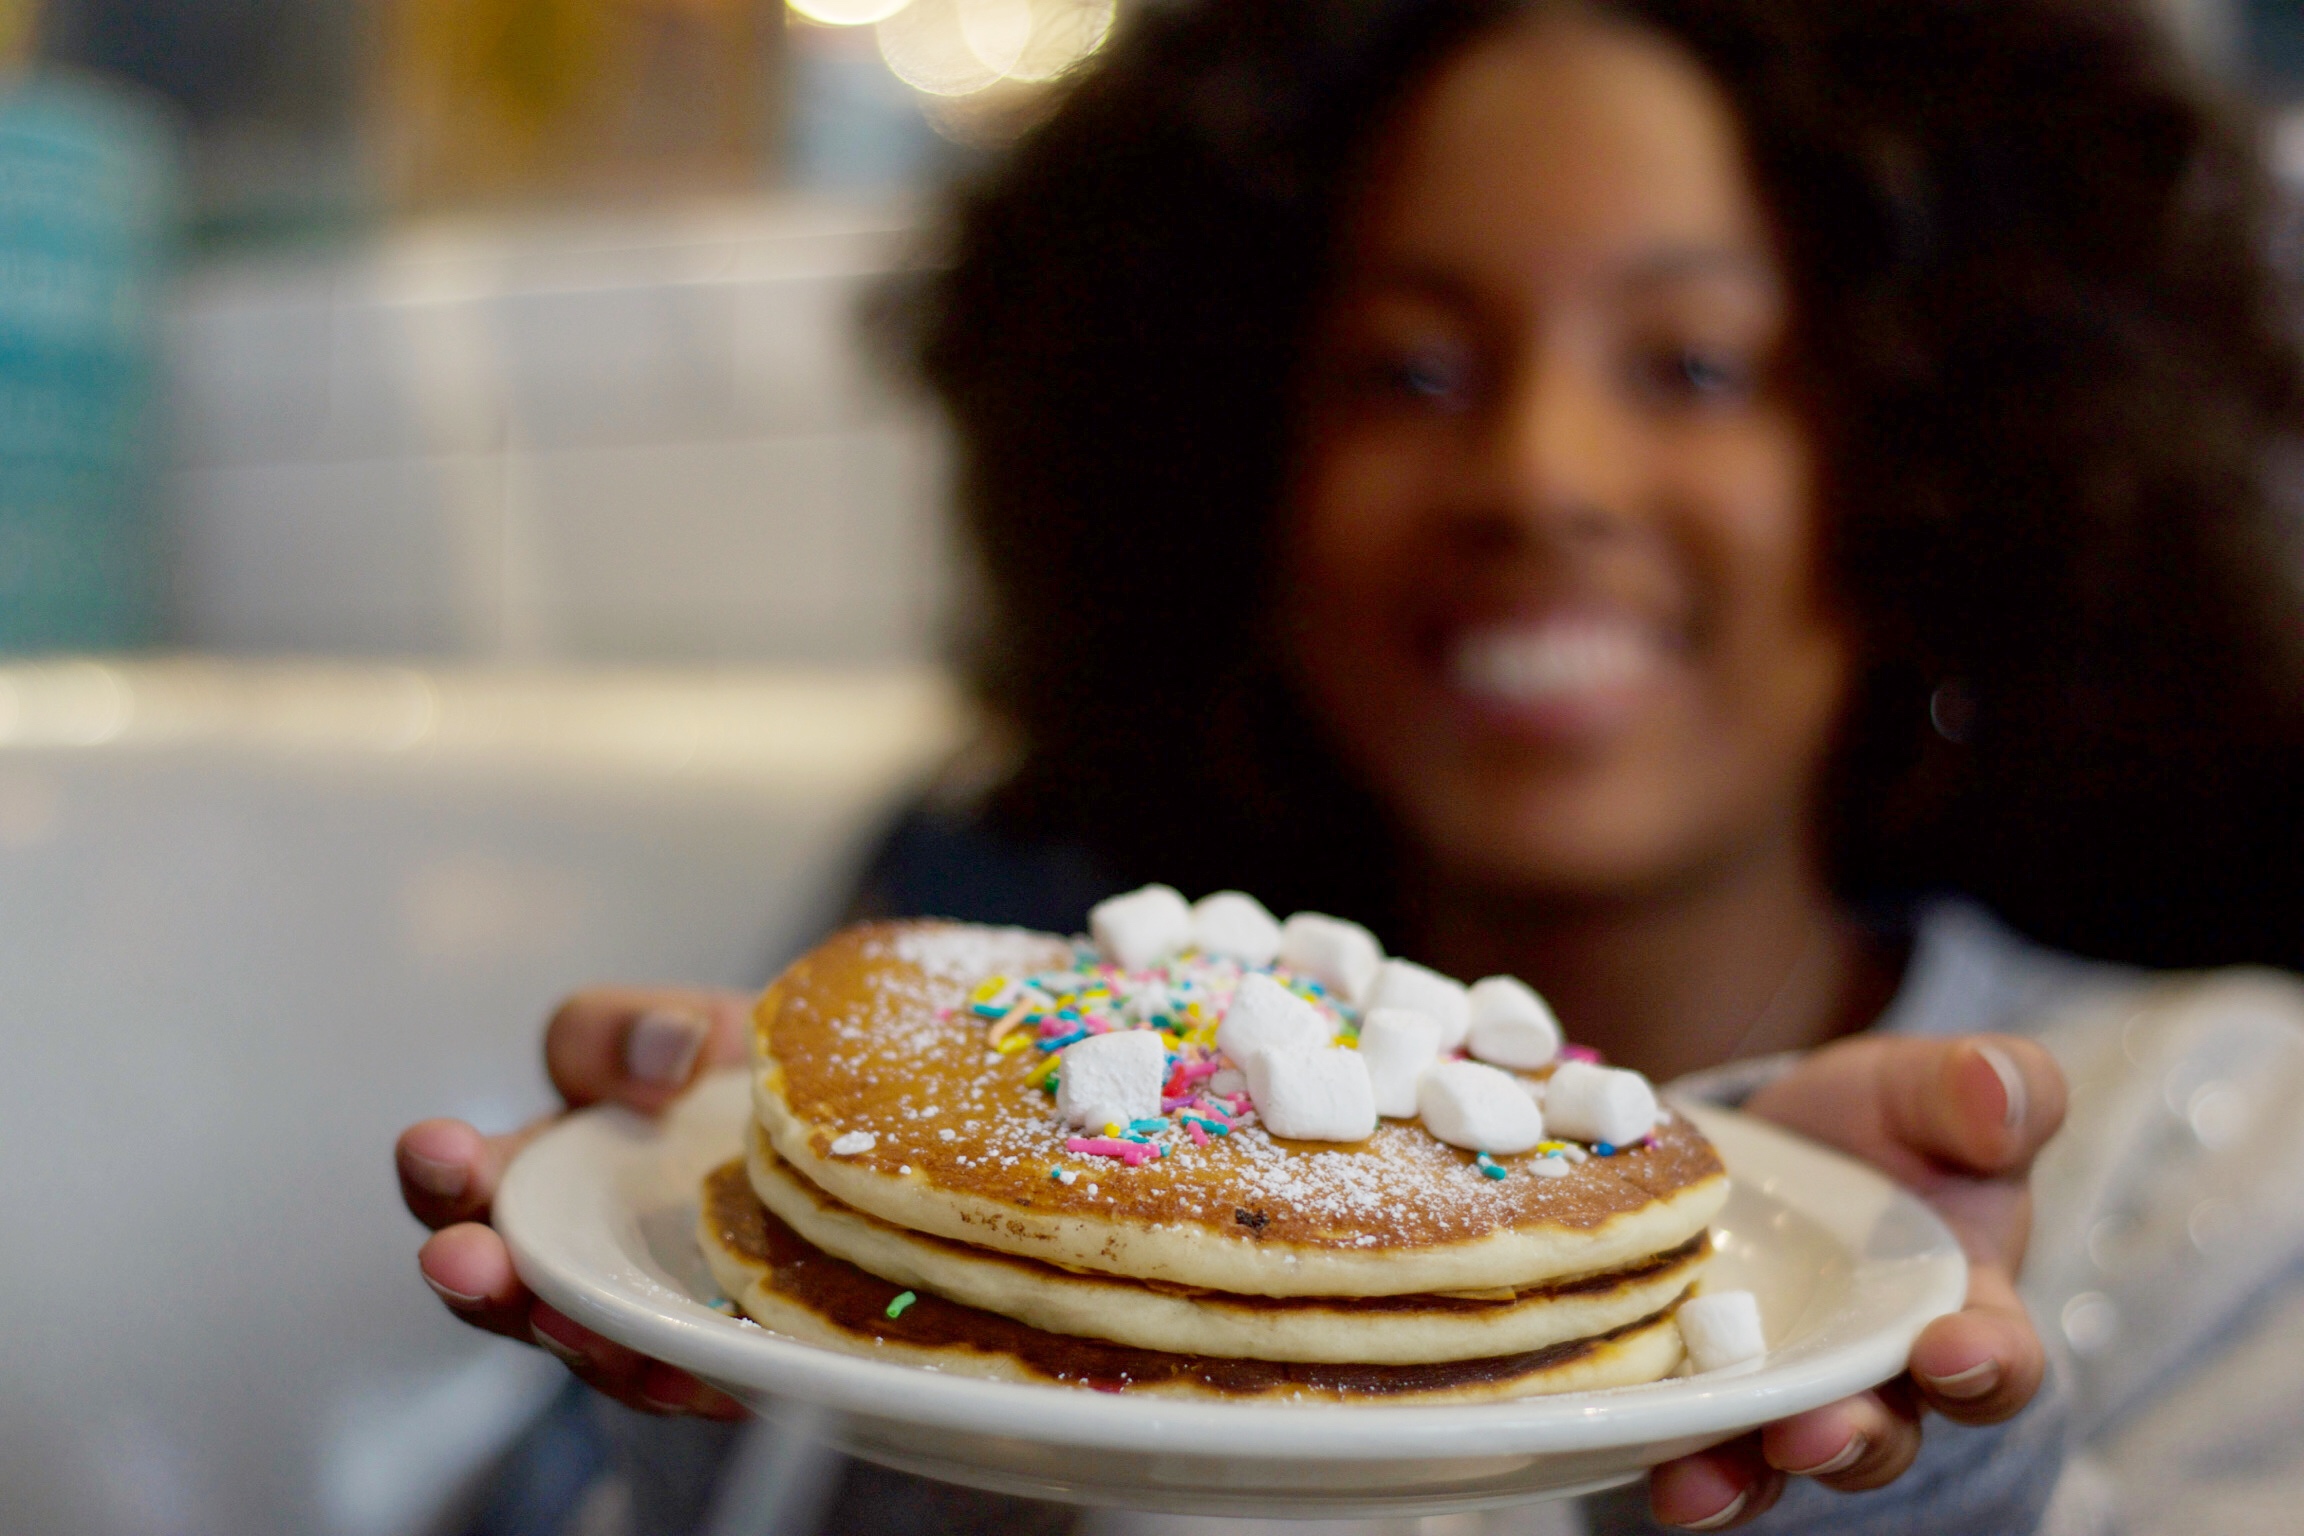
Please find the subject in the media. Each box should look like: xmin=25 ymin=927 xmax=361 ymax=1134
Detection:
xmin=701 ymin=920 xmax=1728 ymax=1402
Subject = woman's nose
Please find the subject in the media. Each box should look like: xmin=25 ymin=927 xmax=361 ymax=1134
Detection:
xmin=1469 ymin=348 xmax=1636 ymax=549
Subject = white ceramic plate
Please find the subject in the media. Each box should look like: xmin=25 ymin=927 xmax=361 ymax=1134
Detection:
xmin=497 ymin=1070 xmax=1966 ymax=1518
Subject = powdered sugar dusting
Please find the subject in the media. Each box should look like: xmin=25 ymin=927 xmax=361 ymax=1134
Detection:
xmin=771 ymin=922 xmax=1721 ymax=1253
xmin=887 ymin=925 xmax=1070 ymax=987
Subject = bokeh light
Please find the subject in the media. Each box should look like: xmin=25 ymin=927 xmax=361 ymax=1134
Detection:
xmin=788 ymin=0 xmax=915 ymax=25
xmin=1009 ymin=0 xmax=1116 ymax=84
xmin=867 ymin=0 xmax=1115 ymax=100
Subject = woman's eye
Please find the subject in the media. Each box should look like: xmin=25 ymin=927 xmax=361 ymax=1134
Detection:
xmin=1642 ymin=346 xmax=1754 ymax=404
xmin=1377 ymin=350 xmax=1472 ymax=407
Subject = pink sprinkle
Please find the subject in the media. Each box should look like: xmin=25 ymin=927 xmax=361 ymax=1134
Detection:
xmin=1560 ymin=1043 xmax=1604 ymax=1064
xmin=1038 ymin=1018 xmax=1072 ymax=1038
xmin=1085 ymin=1017 xmax=1114 ymax=1034
xmin=1184 ymin=1120 xmax=1211 ymax=1147
xmin=1064 ymin=1137 xmax=1157 ymax=1166
xmin=1192 ymin=1098 xmax=1245 ymax=1127
xmin=1174 ymin=1059 xmax=1220 ymax=1086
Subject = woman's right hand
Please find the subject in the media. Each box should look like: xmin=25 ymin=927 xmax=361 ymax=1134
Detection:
xmin=395 ymin=987 xmax=755 ymax=1420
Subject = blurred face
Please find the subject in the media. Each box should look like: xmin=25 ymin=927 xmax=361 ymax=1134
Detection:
xmin=1284 ymin=14 xmax=1850 ymax=899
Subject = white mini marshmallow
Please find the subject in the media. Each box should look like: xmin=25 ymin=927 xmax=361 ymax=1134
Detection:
xmin=1208 ymin=1067 xmax=1247 ymax=1098
xmin=1276 ymin=912 xmax=1384 ymax=1005
xmin=1122 ymin=981 xmax=1179 ymax=1026
xmin=1465 ymin=975 xmax=1563 ymax=1069
xmin=1357 ymin=1007 xmax=1443 ymax=1118
xmin=1089 ymin=884 xmax=1193 ymax=971
xmin=1243 ymin=1046 xmax=1377 ymax=1142
xmin=1542 ymin=1060 xmax=1659 ymax=1147
xmin=1217 ymin=972 xmax=1335 ymax=1068
xmin=1677 ymin=1290 xmax=1767 ymax=1373
xmin=1367 ymin=958 xmax=1470 ymax=1051
xmin=1056 ymin=1029 xmax=1167 ymax=1130
xmin=1417 ymin=1059 xmax=1547 ymax=1154
xmin=1191 ymin=891 xmax=1284 ymax=967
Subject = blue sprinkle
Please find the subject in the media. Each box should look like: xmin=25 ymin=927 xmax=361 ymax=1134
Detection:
xmin=1480 ymin=1163 xmax=1510 ymax=1180
xmin=1038 ymin=1029 xmax=1089 ymax=1052
xmin=1128 ymin=1117 xmax=1169 ymax=1132
xmin=1595 ymin=1142 xmax=1618 ymax=1157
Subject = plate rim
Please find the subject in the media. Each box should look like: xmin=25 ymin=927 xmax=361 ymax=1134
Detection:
xmin=498 ymin=1072 xmax=1967 ymax=1461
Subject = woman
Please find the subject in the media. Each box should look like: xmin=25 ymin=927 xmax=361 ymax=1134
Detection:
xmin=398 ymin=1 xmax=2304 ymax=1530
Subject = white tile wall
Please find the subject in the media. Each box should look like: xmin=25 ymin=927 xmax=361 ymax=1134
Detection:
xmin=162 ymin=197 xmax=955 ymax=665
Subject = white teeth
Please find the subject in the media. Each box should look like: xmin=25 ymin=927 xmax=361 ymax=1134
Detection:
xmin=1449 ymin=622 xmax=1651 ymax=705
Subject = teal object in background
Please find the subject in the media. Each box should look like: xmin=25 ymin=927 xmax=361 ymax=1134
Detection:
xmin=0 ymin=68 xmax=175 ymax=652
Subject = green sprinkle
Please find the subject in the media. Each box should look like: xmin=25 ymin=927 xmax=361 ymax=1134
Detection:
xmin=886 ymin=1291 xmax=918 ymax=1320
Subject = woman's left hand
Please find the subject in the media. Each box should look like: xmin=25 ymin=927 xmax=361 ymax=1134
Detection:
xmin=1643 ymin=1034 xmax=2067 ymax=1529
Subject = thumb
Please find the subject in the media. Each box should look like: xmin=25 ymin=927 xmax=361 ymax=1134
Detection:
xmin=543 ymin=987 xmax=753 ymax=1114
xmin=1876 ymin=1035 xmax=2066 ymax=1180
xmin=1748 ymin=1034 xmax=2065 ymax=1184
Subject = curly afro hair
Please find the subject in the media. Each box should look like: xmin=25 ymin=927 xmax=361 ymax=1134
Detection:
xmin=900 ymin=0 xmax=2304 ymax=968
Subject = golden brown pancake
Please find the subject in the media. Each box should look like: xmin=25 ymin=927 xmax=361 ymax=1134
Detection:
xmin=752 ymin=921 xmax=1728 ymax=1298
xmin=699 ymin=1162 xmax=1689 ymax=1403
xmin=744 ymin=1123 xmax=1712 ymax=1364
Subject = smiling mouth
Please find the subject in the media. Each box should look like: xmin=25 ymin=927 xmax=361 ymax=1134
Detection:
xmin=1445 ymin=619 xmax=1660 ymax=713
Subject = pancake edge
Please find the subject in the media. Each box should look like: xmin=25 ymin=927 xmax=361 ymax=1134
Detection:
xmin=746 ymin=1124 xmax=1710 ymax=1364
xmin=756 ymin=1063 xmax=1727 ymax=1296
xmin=697 ymin=1166 xmax=1690 ymax=1403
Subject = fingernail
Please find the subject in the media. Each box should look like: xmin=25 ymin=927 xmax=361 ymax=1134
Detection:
xmin=1786 ymin=1435 xmax=1867 ymax=1478
xmin=401 ymin=1150 xmax=468 ymax=1200
xmin=638 ymin=1375 xmax=693 ymax=1415
xmin=1977 ymin=1043 xmax=2026 ymax=1131
xmin=626 ymin=1010 xmax=708 ymax=1087
xmin=423 ymin=1272 xmax=486 ymax=1309
xmin=1920 ymin=1358 xmax=2002 ymax=1400
xmin=531 ymin=1317 xmax=590 ymax=1368
xmin=1679 ymin=1487 xmax=1750 ymax=1532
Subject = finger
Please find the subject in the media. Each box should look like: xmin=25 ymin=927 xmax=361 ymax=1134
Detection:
xmin=544 ymin=988 xmax=753 ymax=1114
xmin=397 ymin=1116 xmax=554 ymax=1229
xmin=418 ymin=1223 xmax=537 ymax=1340
xmin=1878 ymin=1036 xmax=2067 ymax=1179
xmin=637 ymin=1361 xmax=749 ymax=1422
xmin=1760 ymin=1382 xmax=1922 ymax=1492
xmin=528 ymin=1302 xmax=744 ymax=1420
xmin=1747 ymin=1035 xmax=2066 ymax=1185
xmin=1910 ymin=1263 xmax=2046 ymax=1424
xmin=1649 ymin=1433 xmax=1787 ymax=1530
xmin=530 ymin=1301 xmax=655 ymax=1402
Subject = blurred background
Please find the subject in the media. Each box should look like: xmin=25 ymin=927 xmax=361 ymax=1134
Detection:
xmin=0 ymin=2 xmax=2298 ymax=1534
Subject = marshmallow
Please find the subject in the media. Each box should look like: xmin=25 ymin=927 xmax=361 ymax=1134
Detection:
xmin=1191 ymin=891 xmax=1284 ymax=967
xmin=1055 ymin=1029 xmax=1166 ymax=1130
xmin=1677 ymin=1290 xmax=1767 ymax=1373
xmin=1417 ymin=1059 xmax=1546 ymax=1154
xmin=1542 ymin=1060 xmax=1659 ymax=1147
xmin=1089 ymin=884 xmax=1193 ymax=971
xmin=1122 ymin=983 xmax=1174 ymax=1026
xmin=1243 ymin=1046 xmax=1377 ymax=1142
xmin=1367 ymin=959 xmax=1471 ymax=1051
xmin=1357 ymin=1007 xmax=1443 ymax=1118
xmin=1216 ymin=972 xmax=1334 ymax=1065
xmin=1465 ymin=975 xmax=1562 ymax=1069
xmin=1277 ymin=912 xmax=1384 ymax=1004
